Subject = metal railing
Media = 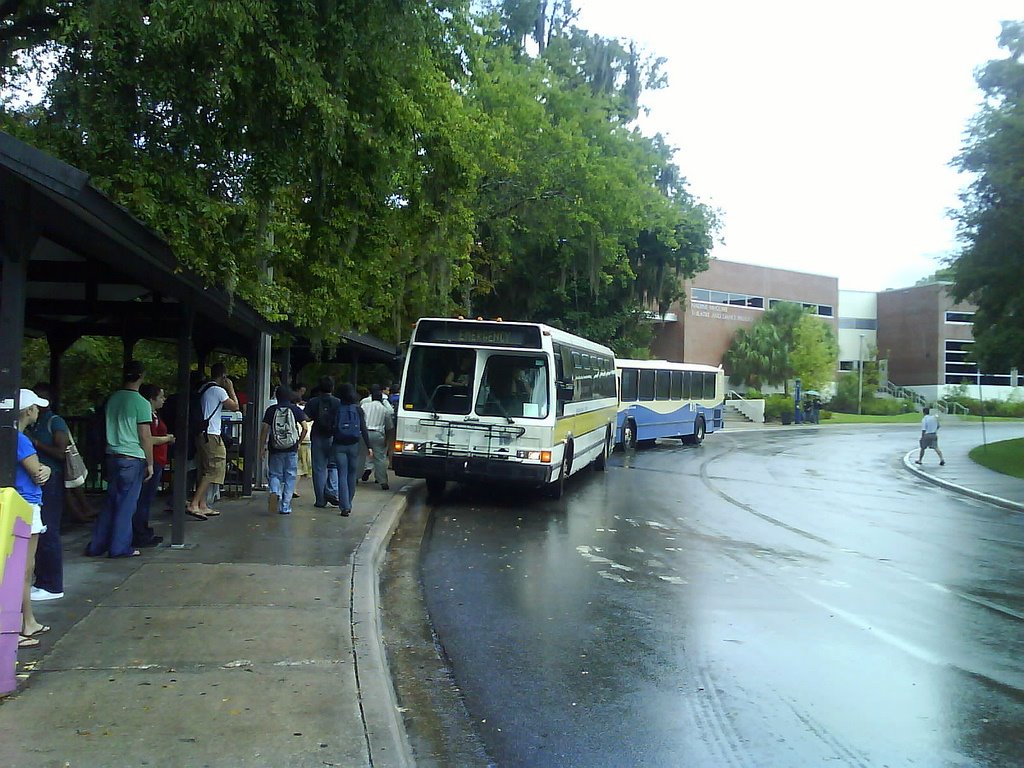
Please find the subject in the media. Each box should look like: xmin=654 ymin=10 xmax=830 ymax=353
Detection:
xmin=879 ymin=381 xmax=970 ymax=416
xmin=880 ymin=381 xmax=928 ymax=409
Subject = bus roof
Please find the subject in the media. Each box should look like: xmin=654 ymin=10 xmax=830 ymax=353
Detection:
xmin=413 ymin=317 xmax=614 ymax=356
xmin=615 ymin=358 xmax=722 ymax=373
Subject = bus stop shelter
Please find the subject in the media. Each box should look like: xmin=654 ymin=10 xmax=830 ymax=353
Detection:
xmin=0 ymin=131 xmax=275 ymax=547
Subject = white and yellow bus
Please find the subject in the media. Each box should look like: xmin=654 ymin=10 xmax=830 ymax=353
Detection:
xmin=615 ymin=359 xmax=725 ymax=448
xmin=393 ymin=318 xmax=617 ymax=498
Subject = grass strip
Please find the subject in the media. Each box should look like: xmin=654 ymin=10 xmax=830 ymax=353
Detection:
xmin=969 ymin=438 xmax=1024 ymax=479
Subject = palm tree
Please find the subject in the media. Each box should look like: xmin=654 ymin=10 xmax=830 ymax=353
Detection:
xmin=723 ymin=322 xmax=789 ymax=391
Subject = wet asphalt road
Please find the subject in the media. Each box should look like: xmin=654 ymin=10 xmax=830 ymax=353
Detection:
xmin=419 ymin=423 xmax=1024 ymax=767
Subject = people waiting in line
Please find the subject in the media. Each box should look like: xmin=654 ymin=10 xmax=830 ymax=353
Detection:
xmin=361 ymin=384 xmax=393 ymax=490
xmin=133 ymin=383 xmax=173 ymax=547
xmin=187 ymin=363 xmax=239 ymax=520
xmin=305 ymin=378 xmax=342 ymax=508
xmin=292 ymin=385 xmax=309 ymax=498
xmin=258 ymin=385 xmax=310 ymax=515
xmin=86 ymin=360 xmax=153 ymax=558
xmin=16 ymin=388 xmax=53 ymax=648
xmin=333 ymin=383 xmax=372 ymax=517
xmin=26 ymin=383 xmax=67 ymax=602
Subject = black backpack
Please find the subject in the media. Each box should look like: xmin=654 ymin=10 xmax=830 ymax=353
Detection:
xmin=189 ymin=382 xmax=218 ymax=445
xmin=312 ymin=395 xmax=340 ymax=437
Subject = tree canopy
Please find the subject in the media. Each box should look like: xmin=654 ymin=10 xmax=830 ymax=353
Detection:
xmin=949 ymin=20 xmax=1024 ymax=371
xmin=1 ymin=0 xmax=715 ymax=354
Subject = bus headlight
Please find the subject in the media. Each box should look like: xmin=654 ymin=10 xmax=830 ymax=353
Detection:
xmin=516 ymin=450 xmax=552 ymax=463
xmin=394 ymin=441 xmax=422 ymax=453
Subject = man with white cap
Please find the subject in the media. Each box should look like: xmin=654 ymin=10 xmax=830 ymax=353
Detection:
xmin=14 ymin=388 xmax=52 ymax=647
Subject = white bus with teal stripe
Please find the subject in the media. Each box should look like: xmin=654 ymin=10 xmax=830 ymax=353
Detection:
xmin=615 ymin=359 xmax=725 ymax=448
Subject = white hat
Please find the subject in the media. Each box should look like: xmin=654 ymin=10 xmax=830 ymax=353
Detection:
xmin=19 ymin=388 xmax=49 ymax=410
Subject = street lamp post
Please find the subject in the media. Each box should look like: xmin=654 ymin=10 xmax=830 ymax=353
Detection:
xmin=857 ymin=333 xmax=866 ymax=415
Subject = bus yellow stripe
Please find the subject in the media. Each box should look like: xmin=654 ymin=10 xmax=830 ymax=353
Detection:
xmin=554 ymin=404 xmax=617 ymax=443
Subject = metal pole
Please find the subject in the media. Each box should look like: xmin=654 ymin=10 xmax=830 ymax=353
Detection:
xmin=979 ymin=378 xmax=987 ymax=449
xmin=171 ymin=304 xmax=194 ymax=547
xmin=857 ymin=333 xmax=865 ymax=415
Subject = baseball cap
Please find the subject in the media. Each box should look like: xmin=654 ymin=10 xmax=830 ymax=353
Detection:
xmin=19 ymin=388 xmax=49 ymax=410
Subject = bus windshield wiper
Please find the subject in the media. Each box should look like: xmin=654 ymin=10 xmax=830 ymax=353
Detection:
xmin=424 ymin=387 xmax=441 ymax=420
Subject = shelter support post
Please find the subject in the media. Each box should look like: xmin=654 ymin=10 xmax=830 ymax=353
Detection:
xmin=170 ymin=305 xmax=194 ymax=547
xmin=277 ymin=346 xmax=291 ymax=389
xmin=45 ymin=331 xmax=77 ymax=411
xmin=0 ymin=211 xmax=34 ymax=487
xmin=243 ymin=332 xmax=271 ymax=494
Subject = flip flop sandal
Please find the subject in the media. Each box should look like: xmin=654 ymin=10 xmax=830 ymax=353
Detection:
xmin=186 ymin=509 xmax=208 ymax=521
xmin=203 ymin=508 xmax=221 ymax=517
xmin=18 ymin=634 xmax=40 ymax=648
xmin=24 ymin=625 xmax=51 ymax=638
xmin=110 ymin=550 xmax=142 ymax=558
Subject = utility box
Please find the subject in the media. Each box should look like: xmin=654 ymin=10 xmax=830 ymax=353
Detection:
xmin=0 ymin=488 xmax=33 ymax=695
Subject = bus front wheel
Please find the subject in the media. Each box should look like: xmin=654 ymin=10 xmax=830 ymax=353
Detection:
xmin=683 ymin=416 xmax=706 ymax=446
xmin=426 ymin=477 xmax=446 ymax=498
xmin=594 ymin=427 xmax=611 ymax=471
xmin=549 ymin=440 xmax=573 ymax=499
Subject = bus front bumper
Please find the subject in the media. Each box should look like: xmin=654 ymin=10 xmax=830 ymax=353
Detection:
xmin=393 ymin=454 xmax=553 ymax=486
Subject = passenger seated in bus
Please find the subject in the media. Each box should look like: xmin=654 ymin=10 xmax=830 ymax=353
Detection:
xmin=477 ymin=370 xmax=524 ymax=418
xmin=444 ymin=353 xmax=473 ymax=388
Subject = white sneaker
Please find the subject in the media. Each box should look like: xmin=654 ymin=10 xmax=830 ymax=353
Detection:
xmin=31 ymin=587 xmax=64 ymax=601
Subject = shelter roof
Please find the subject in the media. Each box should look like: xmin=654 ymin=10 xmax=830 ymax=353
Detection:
xmin=0 ymin=131 xmax=274 ymax=352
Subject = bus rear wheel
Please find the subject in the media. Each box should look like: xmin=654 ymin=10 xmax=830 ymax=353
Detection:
xmin=683 ymin=416 xmax=706 ymax=446
xmin=623 ymin=420 xmax=638 ymax=450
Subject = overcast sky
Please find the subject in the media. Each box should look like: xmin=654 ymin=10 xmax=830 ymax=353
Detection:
xmin=574 ymin=1 xmax=1019 ymax=292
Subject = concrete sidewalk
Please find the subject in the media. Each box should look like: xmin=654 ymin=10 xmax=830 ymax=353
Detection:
xmin=903 ymin=435 xmax=1024 ymax=513
xmin=0 ymin=475 xmax=416 ymax=768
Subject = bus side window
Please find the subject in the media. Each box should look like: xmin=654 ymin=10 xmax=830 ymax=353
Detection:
xmin=656 ymin=370 xmax=671 ymax=400
xmin=621 ymin=368 xmax=639 ymax=401
xmin=671 ymin=371 xmax=683 ymax=399
xmin=639 ymin=370 xmax=655 ymax=401
xmin=571 ymin=351 xmax=582 ymax=400
xmin=683 ymin=371 xmax=692 ymax=400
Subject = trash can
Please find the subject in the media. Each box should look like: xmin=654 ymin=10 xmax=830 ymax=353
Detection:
xmin=0 ymin=488 xmax=32 ymax=695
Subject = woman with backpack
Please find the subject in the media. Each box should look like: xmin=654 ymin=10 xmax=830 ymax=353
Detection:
xmin=333 ymin=383 xmax=372 ymax=517
xmin=257 ymin=385 xmax=310 ymax=515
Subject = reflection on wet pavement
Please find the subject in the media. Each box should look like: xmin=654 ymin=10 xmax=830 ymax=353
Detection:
xmin=421 ymin=425 xmax=1024 ymax=767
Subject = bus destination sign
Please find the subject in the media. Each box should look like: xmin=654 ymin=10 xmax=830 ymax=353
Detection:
xmin=416 ymin=319 xmax=542 ymax=348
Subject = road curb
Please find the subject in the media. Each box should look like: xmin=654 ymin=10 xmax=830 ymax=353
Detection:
xmin=351 ymin=485 xmax=421 ymax=768
xmin=902 ymin=452 xmax=1024 ymax=513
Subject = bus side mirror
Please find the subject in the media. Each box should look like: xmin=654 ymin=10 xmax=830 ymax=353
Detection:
xmin=556 ymin=381 xmax=574 ymax=402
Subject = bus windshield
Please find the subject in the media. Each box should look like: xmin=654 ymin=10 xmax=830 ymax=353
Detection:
xmin=404 ymin=347 xmax=477 ymax=415
xmin=475 ymin=354 xmax=549 ymax=419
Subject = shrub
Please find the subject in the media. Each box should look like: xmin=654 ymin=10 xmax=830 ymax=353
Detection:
xmin=745 ymin=388 xmax=764 ymax=400
xmin=764 ymin=394 xmax=793 ymax=422
xmin=861 ymin=397 xmax=911 ymax=416
xmin=820 ymin=410 xmax=833 ymax=420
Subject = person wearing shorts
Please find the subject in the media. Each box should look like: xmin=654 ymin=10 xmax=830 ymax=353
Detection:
xmin=188 ymin=363 xmax=239 ymax=519
xmin=916 ymin=407 xmax=945 ymax=466
xmin=15 ymin=388 xmax=54 ymax=648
